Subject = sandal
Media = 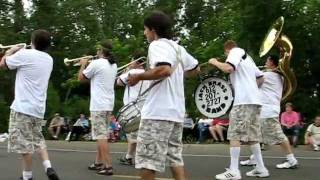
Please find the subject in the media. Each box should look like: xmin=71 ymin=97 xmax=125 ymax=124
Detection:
xmin=88 ymin=162 xmax=104 ymax=170
xmin=97 ymin=167 xmax=113 ymax=176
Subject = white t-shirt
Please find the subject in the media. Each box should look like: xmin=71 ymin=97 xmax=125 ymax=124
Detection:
xmin=119 ymin=68 xmax=150 ymax=105
xmin=226 ymin=47 xmax=263 ymax=106
xmin=83 ymin=58 xmax=117 ymax=111
xmin=6 ymin=49 xmax=53 ymax=118
xmin=259 ymin=71 xmax=283 ymax=118
xmin=141 ymin=38 xmax=199 ymax=123
xmin=307 ymin=124 xmax=320 ymax=142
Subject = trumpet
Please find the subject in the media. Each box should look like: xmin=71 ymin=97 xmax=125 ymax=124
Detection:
xmin=64 ymin=55 xmax=98 ymax=66
xmin=117 ymin=56 xmax=146 ymax=75
xmin=0 ymin=43 xmax=31 ymax=50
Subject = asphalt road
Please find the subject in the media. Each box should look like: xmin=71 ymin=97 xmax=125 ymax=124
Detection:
xmin=0 ymin=141 xmax=319 ymax=180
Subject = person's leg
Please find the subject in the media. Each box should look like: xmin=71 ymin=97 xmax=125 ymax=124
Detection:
xmin=136 ymin=119 xmax=172 ymax=179
xmin=55 ymin=126 xmax=61 ymax=138
xmin=22 ymin=153 xmax=33 ymax=180
xmin=140 ymin=169 xmax=156 ymax=180
xmin=216 ymin=106 xmax=242 ymax=180
xmin=216 ymin=125 xmax=226 ymax=141
xmin=209 ymin=126 xmax=219 ymax=141
xmin=48 ymin=127 xmax=55 ymax=138
xmin=91 ymin=111 xmax=113 ymax=175
xmin=291 ymin=125 xmax=300 ymax=147
xmin=167 ymin=122 xmax=185 ymax=180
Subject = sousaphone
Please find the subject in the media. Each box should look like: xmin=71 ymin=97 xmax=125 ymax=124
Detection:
xmin=259 ymin=16 xmax=296 ymax=101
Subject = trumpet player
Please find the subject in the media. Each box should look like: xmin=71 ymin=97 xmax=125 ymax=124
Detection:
xmin=0 ymin=30 xmax=60 ymax=180
xmin=116 ymin=54 xmax=149 ymax=166
xmin=78 ymin=40 xmax=117 ymax=176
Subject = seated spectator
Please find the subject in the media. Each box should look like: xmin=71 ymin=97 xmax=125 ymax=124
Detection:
xmin=108 ymin=115 xmax=120 ymax=142
xmin=196 ymin=117 xmax=213 ymax=144
xmin=209 ymin=118 xmax=229 ymax=142
xmin=280 ymin=102 xmax=301 ymax=147
xmin=305 ymin=115 xmax=320 ymax=151
xmin=48 ymin=113 xmax=65 ymax=139
xmin=65 ymin=114 xmax=90 ymax=141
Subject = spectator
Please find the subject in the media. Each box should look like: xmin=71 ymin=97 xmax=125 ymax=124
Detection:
xmin=65 ymin=114 xmax=90 ymax=141
xmin=280 ymin=102 xmax=301 ymax=147
xmin=196 ymin=117 xmax=213 ymax=144
xmin=304 ymin=115 xmax=320 ymax=151
xmin=108 ymin=115 xmax=120 ymax=142
xmin=48 ymin=113 xmax=65 ymax=139
xmin=209 ymin=118 xmax=229 ymax=142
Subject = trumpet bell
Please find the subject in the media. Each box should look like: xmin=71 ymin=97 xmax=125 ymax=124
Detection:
xmin=259 ymin=16 xmax=284 ymax=57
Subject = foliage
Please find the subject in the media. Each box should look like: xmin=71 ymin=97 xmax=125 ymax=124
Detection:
xmin=0 ymin=0 xmax=320 ymax=132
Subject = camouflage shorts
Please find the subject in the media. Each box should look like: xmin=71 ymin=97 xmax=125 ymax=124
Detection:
xmin=8 ymin=110 xmax=46 ymax=154
xmin=90 ymin=111 xmax=110 ymax=140
xmin=261 ymin=117 xmax=288 ymax=145
xmin=135 ymin=119 xmax=184 ymax=172
xmin=126 ymin=131 xmax=138 ymax=143
xmin=228 ymin=105 xmax=262 ymax=142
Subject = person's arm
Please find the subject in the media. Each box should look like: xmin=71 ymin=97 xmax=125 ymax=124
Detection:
xmin=304 ymin=126 xmax=312 ymax=144
xmin=209 ymin=58 xmax=234 ymax=73
xmin=256 ymin=76 xmax=264 ymax=87
xmin=128 ymin=65 xmax=171 ymax=86
xmin=184 ymin=66 xmax=200 ymax=78
xmin=78 ymin=58 xmax=90 ymax=82
xmin=0 ymin=45 xmax=24 ymax=70
xmin=280 ymin=113 xmax=289 ymax=127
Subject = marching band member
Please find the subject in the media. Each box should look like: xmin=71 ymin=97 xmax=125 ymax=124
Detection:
xmin=209 ymin=40 xmax=269 ymax=179
xmin=0 ymin=30 xmax=60 ymax=180
xmin=240 ymin=55 xmax=298 ymax=169
xmin=78 ymin=40 xmax=117 ymax=176
xmin=117 ymin=54 xmax=149 ymax=166
xmin=128 ymin=11 xmax=200 ymax=180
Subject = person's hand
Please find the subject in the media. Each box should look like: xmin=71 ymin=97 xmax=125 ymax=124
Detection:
xmin=127 ymin=74 xmax=140 ymax=86
xmin=208 ymin=58 xmax=218 ymax=66
xmin=79 ymin=57 xmax=90 ymax=66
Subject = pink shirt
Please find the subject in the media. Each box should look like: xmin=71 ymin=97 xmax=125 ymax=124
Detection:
xmin=280 ymin=111 xmax=300 ymax=126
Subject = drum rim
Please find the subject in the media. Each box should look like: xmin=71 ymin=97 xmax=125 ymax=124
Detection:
xmin=193 ymin=76 xmax=234 ymax=118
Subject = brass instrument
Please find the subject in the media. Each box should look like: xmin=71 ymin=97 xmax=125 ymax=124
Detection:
xmin=64 ymin=55 xmax=98 ymax=66
xmin=117 ymin=56 xmax=146 ymax=75
xmin=0 ymin=43 xmax=31 ymax=49
xmin=259 ymin=16 xmax=296 ymax=101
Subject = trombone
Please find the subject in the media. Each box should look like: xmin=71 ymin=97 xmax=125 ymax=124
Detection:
xmin=64 ymin=55 xmax=98 ymax=66
xmin=0 ymin=43 xmax=31 ymax=50
xmin=117 ymin=56 xmax=146 ymax=75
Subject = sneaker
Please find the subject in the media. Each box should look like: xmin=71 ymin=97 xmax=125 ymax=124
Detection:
xmin=215 ymin=168 xmax=241 ymax=180
xmin=313 ymin=145 xmax=320 ymax=151
xmin=119 ymin=156 xmax=134 ymax=166
xmin=246 ymin=168 xmax=269 ymax=178
xmin=240 ymin=159 xmax=257 ymax=166
xmin=97 ymin=167 xmax=113 ymax=176
xmin=46 ymin=167 xmax=60 ymax=180
xmin=88 ymin=162 xmax=104 ymax=170
xmin=19 ymin=177 xmax=32 ymax=180
xmin=276 ymin=160 xmax=298 ymax=169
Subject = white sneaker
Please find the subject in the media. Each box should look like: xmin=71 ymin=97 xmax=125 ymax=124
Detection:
xmin=246 ymin=167 xmax=269 ymax=178
xmin=313 ymin=145 xmax=320 ymax=151
xmin=276 ymin=160 xmax=299 ymax=169
xmin=0 ymin=137 xmax=7 ymax=142
xmin=240 ymin=159 xmax=257 ymax=166
xmin=215 ymin=168 xmax=241 ymax=180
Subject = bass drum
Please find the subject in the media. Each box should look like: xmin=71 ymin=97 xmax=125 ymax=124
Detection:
xmin=194 ymin=77 xmax=233 ymax=118
xmin=117 ymin=98 xmax=145 ymax=133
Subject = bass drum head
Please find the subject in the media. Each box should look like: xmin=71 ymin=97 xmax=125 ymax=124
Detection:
xmin=194 ymin=77 xmax=233 ymax=118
